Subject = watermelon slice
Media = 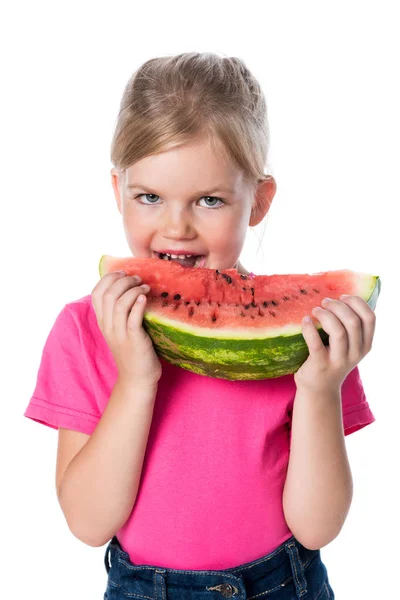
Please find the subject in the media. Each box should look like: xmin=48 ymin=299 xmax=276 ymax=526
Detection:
xmin=98 ymin=256 xmax=381 ymax=380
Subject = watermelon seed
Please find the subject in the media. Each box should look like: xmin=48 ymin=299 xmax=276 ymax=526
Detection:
xmin=240 ymin=274 xmax=247 ymax=280
xmin=300 ymin=289 xmax=307 ymax=295
xmin=240 ymin=312 xmax=246 ymax=316
xmin=251 ymin=301 xmax=257 ymax=308
xmin=313 ymin=288 xmax=320 ymax=294
xmin=244 ymin=304 xmax=250 ymax=309
xmin=216 ymin=269 xmax=220 ymax=275
xmin=173 ymin=304 xmax=179 ymax=310
xmin=251 ymin=315 xmax=255 ymax=319
xmin=250 ymin=287 xmax=255 ymax=295
xmin=162 ymin=301 xmax=168 ymax=307
xmin=211 ymin=314 xmax=217 ymax=322
xmin=271 ymin=300 xmax=279 ymax=306
xmin=174 ymin=294 xmax=181 ymax=301
xmin=188 ymin=307 xmax=194 ymax=317
xmin=195 ymin=301 xmax=201 ymax=306
xmin=269 ymin=311 xmax=276 ymax=318
xmin=184 ymin=301 xmax=190 ymax=305
xmin=283 ymin=296 xmax=290 ymax=301
xmin=242 ymin=287 xmax=246 ymax=291
xmin=222 ymin=274 xmax=232 ymax=284
xmin=217 ymin=302 xmax=221 ymax=307
xmin=161 ymin=292 xmax=169 ymax=297
xmin=263 ymin=301 xmax=269 ymax=307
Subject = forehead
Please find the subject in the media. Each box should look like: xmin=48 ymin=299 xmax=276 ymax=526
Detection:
xmin=124 ymin=138 xmax=247 ymax=194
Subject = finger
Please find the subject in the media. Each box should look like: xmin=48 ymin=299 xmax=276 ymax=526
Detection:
xmin=127 ymin=287 xmax=150 ymax=334
xmin=302 ymin=311 xmax=329 ymax=357
xmin=319 ymin=298 xmax=362 ymax=363
xmin=113 ymin=283 xmax=150 ymax=339
xmin=91 ymin=271 xmax=127 ymax=323
xmin=310 ymin=306 xmax=349 ymax=363
xmin=102 ymin=275 xmax=142 ymax=336
xmin=340 ymin=295 xmax=376 ymax=354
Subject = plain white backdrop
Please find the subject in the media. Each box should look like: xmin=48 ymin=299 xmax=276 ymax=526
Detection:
xmin=2 ymin=1 xmax=398 ymax=598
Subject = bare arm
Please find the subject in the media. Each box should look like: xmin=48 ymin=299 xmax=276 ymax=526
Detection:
xmin=58 ymin=378 xmax=157 ymax=547
xmin=282 ymin=387 xmax=353 ymax=550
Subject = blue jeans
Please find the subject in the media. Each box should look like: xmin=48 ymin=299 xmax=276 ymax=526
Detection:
xmin=103 ymin=534 xmax=334 ymax=599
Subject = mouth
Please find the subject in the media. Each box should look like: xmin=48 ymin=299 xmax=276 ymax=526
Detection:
xmin=153 ymin=251 xmax=206 ymax=268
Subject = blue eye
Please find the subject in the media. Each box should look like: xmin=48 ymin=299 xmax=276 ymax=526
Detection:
xmin=137 ymin=193 xmax=160 ymax=204
xmin=135 ymin=194 xmax=224 ymax=208
xmin=199 ymin=196 xmax=224 ymax=208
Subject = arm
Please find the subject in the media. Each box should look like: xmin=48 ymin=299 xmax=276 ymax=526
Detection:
xmin=282 ymin=387 xmax=353 ymax=551
xmin=58 ymin=378 xmax=157 ymax=547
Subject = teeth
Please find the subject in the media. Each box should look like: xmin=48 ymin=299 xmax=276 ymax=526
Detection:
xmin=161 ymin=252 xmax=197 ymax=258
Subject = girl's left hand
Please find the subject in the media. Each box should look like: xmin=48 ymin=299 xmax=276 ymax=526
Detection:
xmin=294 ymin=295 xmax=376 ymax=394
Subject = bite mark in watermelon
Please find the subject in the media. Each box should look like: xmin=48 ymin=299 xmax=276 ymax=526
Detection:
xmin=98 ymin=256 xmax=381 ymax=380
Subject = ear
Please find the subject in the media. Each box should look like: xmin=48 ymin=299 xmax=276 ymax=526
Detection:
xmin=110 ymin=168 xmax=125 ymax=214
xmin=249 ymin=176 xmax=277 ymax=227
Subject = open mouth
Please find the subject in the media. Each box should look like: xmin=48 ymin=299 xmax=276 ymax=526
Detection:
xmin=153 ymin=251 xmax=206 ymax=268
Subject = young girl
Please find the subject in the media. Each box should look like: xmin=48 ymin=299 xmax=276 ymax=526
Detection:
xmin=24 ymin=52 xmax=377 ymax=600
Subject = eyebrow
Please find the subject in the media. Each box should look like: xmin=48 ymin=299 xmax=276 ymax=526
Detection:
xmin=126 ymin=183 xmax=235 ymax=195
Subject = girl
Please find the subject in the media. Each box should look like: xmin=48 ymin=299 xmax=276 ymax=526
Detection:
xmin=24 ymin=52 xmax=376 ymax=599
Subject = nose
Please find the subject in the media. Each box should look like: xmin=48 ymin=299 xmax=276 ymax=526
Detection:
xmin=161 ymin=204 xmax=194 ymax=239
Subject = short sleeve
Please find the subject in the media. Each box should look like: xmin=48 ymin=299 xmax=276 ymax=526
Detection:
xmin=341 ymin=366 xmax=376 ymax=435
xmin=23 ymin=304 xmax=101 ymax=435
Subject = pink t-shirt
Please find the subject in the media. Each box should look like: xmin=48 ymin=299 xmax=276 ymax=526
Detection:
xmin=24 ymin=294 xmax=376 ymax=569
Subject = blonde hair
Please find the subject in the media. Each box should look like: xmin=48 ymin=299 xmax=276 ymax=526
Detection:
xmin=110 ymin=52 xmax=272 ymax=196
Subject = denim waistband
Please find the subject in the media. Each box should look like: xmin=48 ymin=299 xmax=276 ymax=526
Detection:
xmin=104 ymin=534 xmax=321 ymax=599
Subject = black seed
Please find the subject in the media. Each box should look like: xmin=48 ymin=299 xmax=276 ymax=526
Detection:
xmin=269 ymin=311 xmax=276 ymax=318
xmin=173 ymin=304 xmax=179 ymax=310
xmin=211 ymin=314 xmax=217 ymax=322
xmin=216 ymin=269 xmax=220 ymax=275
xmin=271 ymin=300 xmax=278 ymax=306
xmin=244 ymin=304 xmax=250 ymax=309
xmin=300 ymin=289 xmax=307 ymax=295
xmin=263 ymin=301 xmax=269 ymax=307
xmin=188 ymin=306 xmax=194 ymax=317
xmin=283 ymin=296 xmax=290 ymax=301
xmin=173 ymin=294 xmax=181 ymax=301
xmin=162 ymin=301 xmax=168 ymax=307
xmin=251 ymin=301 xmax=257 ymax=308
xmin=195 ymin=301 xmax=201 ymax=306
xmin=242 ymin=287 xmax=247 ymax=291
xmin=217 ymin=301 xmax=221 ymax=307
xmin=250 ymin=287 xmax=254 ymax=295
xmin=313 ymin=288 xmax=320 ymax=294
xmin=222 ymin=274 xmax=232 ymax=284
xmin=240 ymin=274 xmax=247 ymax=279
xmin=184 ymin=301 xmax=190 ymax=305
xmin=240 ymin=312 xmax=246 ymax=316
xmin=161 ymin=291 xmax=168 ymax=297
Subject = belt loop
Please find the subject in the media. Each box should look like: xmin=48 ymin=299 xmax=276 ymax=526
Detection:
xmin=284 ymin=540 xmax=308 ymax=598
xmin=154 ymin=568 xmax=167 ymax=600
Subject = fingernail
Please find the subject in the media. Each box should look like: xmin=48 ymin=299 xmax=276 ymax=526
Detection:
xmin=117 ymin=270 xmax=126 ymax=275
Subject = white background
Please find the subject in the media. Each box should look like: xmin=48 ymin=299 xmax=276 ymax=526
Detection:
xmin=2 ymin=1 xmax=398 ymax=598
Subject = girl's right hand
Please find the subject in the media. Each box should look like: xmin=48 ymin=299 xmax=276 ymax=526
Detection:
xmin=91 ymin=271 xmax=162 ymax=387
